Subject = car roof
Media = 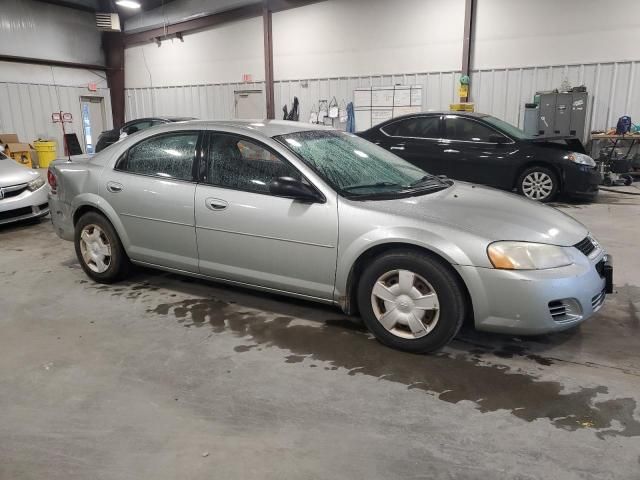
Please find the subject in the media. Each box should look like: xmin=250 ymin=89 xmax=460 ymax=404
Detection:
xmin=386 ymin=111 xmax=489 ymax=122
xmin=165 ymin=119 xmax=333 ymax=138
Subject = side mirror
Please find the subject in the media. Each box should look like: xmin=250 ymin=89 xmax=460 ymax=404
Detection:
xmin=268 ymin=177 xmax=322 ymax=203
xmin=489 ymin=134 xmax=508 ymax=144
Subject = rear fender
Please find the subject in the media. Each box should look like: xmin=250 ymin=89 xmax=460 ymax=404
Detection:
xmin=71 ymin=193 xmax=132 ymax=251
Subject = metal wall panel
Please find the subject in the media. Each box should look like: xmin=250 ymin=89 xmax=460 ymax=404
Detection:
xmin=0 ymin=82 xmax=112 ymax=158
xmin=125 ymin=60 xmax=639 ymax=133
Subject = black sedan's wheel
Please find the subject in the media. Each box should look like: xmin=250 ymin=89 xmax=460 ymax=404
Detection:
xmin=74 ymin=212 xmax=130 ymax=283
xmin=517 ymin=166 xmax=558 ymax=202
xmin=357 ymin=251 xmax=466 ymax=353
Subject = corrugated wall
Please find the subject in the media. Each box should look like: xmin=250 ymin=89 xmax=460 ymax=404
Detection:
xmin=125 ymin=60 xmax=639 ymax=133
xmin=0 ymin=82 xmax=113 ymax=158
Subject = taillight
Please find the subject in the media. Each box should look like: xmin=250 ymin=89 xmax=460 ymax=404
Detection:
xmin=47 ymin=169 xmax=57 ymax=191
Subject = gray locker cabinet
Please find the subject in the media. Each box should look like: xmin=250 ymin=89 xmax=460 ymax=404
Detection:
xmin=537 ymin=94 xmax=556 ymax=136
xmin=554 ymin=93 xmax=573 ymax=136
xmin=569 ymin=92 xmax=588 ymax=140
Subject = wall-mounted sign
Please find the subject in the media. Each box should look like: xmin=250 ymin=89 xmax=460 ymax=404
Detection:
xmin=242 ymin=73 xmax=253 ymax=82
xmin=88 ymin=82 xmax=98 ymax=92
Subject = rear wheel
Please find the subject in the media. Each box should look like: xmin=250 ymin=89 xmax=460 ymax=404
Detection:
xmin=517 ymin=166 xmax=558 ymax=202
xmin=357 ymin=251 xmax=466 ymax=353
xmin=74 ymin=212 xmax=130 ymax=283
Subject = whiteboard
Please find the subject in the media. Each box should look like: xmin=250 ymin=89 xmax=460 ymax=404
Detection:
xmin=410 ymin=86 xmax=423 ymax=106
xmin=354 ymin=89 xmax=372 ymax=108
xmin=393 ymin=87 xmax=411 ymax=107
xmin=371 ymin=88 xmax=394 ymax=107
xmin=354 ymin=108 xmax=371 ymax=131
xmin=393 ymin=106 xmax=421 ymax=117
xmin=371 ymin=109 xmax=393 ymax=125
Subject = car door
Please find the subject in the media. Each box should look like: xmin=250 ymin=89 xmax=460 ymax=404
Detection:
xmin=376 ymin=116 xmax=446 ymax=176
xmin=440 ymin=115 xmax=516 ymax=187
xmin=194 ymin=132 xmax=338 ymax=300
xmin=101 ymin=130 xmax=201 ymax=272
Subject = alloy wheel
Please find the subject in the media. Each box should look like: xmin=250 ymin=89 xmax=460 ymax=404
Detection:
xmin=79 ymin=224 xmax=112 ymax=273
xmin=370 ymin=269 xmax=440 ymax=339
xmin=522 ymin=171 xmax=553 ymax=200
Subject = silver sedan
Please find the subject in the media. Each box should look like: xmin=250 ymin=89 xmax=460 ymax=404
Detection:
xmin=47 ymin=120 xmax=612 ymax=352
xmin=0 ymin=151 xmax=49 ymax=225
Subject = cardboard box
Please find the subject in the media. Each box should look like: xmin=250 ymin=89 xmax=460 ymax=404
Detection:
xmin=0 ymin=133 xmax=35 ymax=168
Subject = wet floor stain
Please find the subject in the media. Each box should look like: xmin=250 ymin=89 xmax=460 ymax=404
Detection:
xmin=141 ymin=295 xmax=640 ymax=439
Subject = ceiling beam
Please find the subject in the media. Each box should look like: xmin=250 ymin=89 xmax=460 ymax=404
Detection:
xmin=33 ymin=0 xmax=96 ymax=13
xmin=124 ymin=0 xmax=326 ymax=46
xmin=0 ymin=54 xmax=107 ymax=71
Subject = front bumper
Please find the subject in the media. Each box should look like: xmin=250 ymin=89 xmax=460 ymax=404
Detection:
xmin=455 ymin=248 xmax=610 ymax=335
xmin=563 ymin=163 xmax=601 ymax=198
xmin=0 ymin=184 xmax=49 ymax=225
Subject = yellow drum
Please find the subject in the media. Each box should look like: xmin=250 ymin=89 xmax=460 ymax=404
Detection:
xmin=33 ymin=140 xmax=57 ymax=168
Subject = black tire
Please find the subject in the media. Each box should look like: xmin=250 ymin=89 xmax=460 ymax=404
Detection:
xmin=623 ymin=175 xmax=633 ymax=186
xmin=517 ymin=166 xmax=559 ymax=202
xmin=357 ymin=250 xmax=466 ymax=353
xmin=603 ymin=176 xmax=613 ymax=186
xmin=74 ymin=211 xmax=130 ymax=283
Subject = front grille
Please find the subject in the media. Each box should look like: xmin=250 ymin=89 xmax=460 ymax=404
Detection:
xmin=548 ymin=299 xmax=582 ymax=323
xmin=0 ymin=184 xmax=28 ymax=200
xmin=548 ymin=301 xmax=568 ymax=320
xmin=0 ymin=206 xmax=33 ymax=221
xmin=592 ymin=289 xmax=606 ymax=311
xmin=574 ymin=236 xmax=596 ymax=257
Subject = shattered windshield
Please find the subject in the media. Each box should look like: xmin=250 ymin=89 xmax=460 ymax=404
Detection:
xmin=275 ymin=130 xmax=448 ymax=198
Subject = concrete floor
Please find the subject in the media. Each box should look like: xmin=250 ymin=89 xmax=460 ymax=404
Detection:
xmin=1 ymin=187 xmax=639 ymax=480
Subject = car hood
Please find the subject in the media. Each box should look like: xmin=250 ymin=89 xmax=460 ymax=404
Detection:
xmin=361 ymin=182 xmax=588 ymax=246
xmin=0 ymin=157 xmax=39 ymax=187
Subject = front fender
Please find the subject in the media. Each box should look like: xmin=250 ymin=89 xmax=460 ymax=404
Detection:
xmin=334 ymin=225 xmax=480 ymax=299
xmin=71 ymin=193 xmax=132 ymax=252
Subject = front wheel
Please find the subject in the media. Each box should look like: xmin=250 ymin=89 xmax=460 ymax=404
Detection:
xmin=357 ymin=251 xmax=466 ymax=353
xmin=74 ymin=212 xmax=130 ymax=283
xmin=517 ymin=166 xmax=558 ymax=202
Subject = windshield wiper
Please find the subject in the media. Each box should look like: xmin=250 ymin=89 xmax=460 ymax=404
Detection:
xmin=410 ymin=175 xmax=449 ymax=187
xmin=343 ymin=181 xmax=403 ymax=191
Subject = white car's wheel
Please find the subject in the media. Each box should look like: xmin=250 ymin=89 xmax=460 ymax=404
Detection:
xmin=357 ymin=251 xmax=466 ymax=353
xmin=74 ymin=212 xmax=130 ymax=283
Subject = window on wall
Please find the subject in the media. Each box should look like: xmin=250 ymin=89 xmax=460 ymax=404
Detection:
xmin=207 ymin=134 xmax=301 ymax=194
xmin=381 ymin=116 xmax=441 ymax=138
xmin=444 ymin=116 xmax=504 ymax=143
xmin=118 ymin=132 xmax=198 ymax=181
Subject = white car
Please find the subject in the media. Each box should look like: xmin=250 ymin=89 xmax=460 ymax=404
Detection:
xmin=0 ymin=150 xmax=49 ymax=225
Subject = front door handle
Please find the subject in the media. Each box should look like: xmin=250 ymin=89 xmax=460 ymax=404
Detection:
xmin=106 ymin=182 xmax=123 ymax=193
xmin=205 ymin=198 xmax=228 ymax=211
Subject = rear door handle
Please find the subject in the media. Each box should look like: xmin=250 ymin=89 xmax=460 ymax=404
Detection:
xmin=390 ymin=146 xmax=405 ymax=151
xmin=205 ymin=198 xmax=228 ymax=211
xmin=106 ymin=182 xmax=123 ymax=193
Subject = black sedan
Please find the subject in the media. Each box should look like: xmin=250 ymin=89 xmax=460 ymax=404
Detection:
xmin=359 ymin=112 xmax=600 ymax=202
xmin=95 ymin=117 xmax=195 ymax=153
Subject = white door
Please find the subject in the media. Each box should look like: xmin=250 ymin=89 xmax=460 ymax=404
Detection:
xmin=234 ymin=90 xmax=265 ymax=119
xmin=80 ymin=96 xmax=105 ymax=154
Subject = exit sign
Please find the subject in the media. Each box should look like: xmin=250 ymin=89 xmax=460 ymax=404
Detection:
xmin=242 ymin=74 xmax=253 ymax=83
xmin=88 ymin=82 xmax=97 ymax=91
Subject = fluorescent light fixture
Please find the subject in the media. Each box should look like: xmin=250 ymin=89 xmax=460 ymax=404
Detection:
xmin=116 ymin=0 xmax=141 ymax=9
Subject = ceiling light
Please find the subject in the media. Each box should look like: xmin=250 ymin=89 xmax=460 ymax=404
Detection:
xmin=116 ymin=0 xmax=141 ymax=8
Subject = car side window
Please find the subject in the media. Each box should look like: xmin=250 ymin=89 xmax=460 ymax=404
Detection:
xmin=381 ymin=116 xmax=440 ymax=138
xmin=206 ymin=134 xmax=302 ymax=194
xmin=118 ymin=132 xmax=198 ymax=181
xmin=444 ymin=116 xmax=504 ymax=143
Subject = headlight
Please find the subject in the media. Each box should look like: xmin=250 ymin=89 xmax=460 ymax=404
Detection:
xmin=487 ymin=241 xmax=573 ymax=270
xmin=566 ymin=152 xmax=595 ymax=167
xmin=27 ymin=177 xmax=45 ymax=191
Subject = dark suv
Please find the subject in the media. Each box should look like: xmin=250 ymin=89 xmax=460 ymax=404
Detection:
xmin=95 ymin=117 xmax=195 ymax=153
xmin=359 ymin=112 xmax=601 ymax=202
